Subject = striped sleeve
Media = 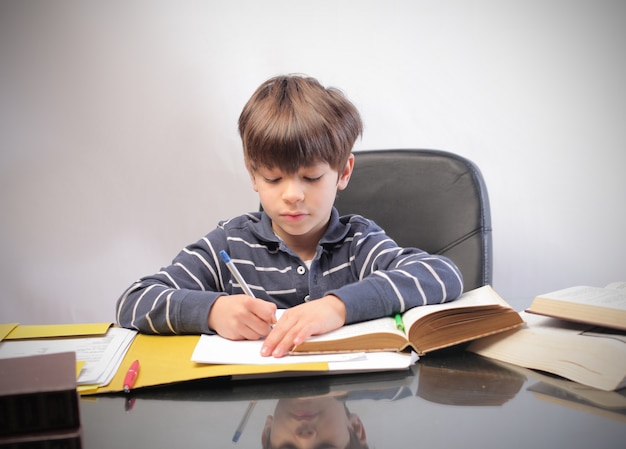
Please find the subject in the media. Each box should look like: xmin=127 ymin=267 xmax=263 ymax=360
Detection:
xmin=327 ymin=216 xmax=464 ymax=324
xmin=115 ymin=230 xmax=229 ymax=335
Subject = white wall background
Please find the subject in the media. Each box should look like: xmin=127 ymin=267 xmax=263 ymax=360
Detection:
xmin=1 ymin=0 xmax=624 ymax=325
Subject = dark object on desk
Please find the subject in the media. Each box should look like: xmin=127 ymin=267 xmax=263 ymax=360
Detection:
xmin=0 ymin=352 xmax=80 ymax=439
xmin=335 ymin=149 xmax=492 ymax=292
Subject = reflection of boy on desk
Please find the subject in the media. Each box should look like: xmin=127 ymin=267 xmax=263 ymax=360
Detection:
xmin=261 ymin=393 xmax=370 ymax=449
xmin=260 ymin=381 xmax=413 ymax=449
xmin=115 ymin=74 xmax=463 ymax=358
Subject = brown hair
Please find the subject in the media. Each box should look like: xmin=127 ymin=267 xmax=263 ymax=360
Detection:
xmin=262 ymin=428 xmax=369 ymax=449
xmin=238 ymin=74 xmax=362 ymax=174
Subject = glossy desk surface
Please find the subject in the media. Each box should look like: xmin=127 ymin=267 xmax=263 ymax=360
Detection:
xmin=80 ymin=350 xmax=625 ymax=448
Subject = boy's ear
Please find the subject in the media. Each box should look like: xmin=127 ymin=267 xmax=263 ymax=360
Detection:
xmin=348 ymin=413 xmax=367 ymax=444
xmin=337 ymin=153 xmax=355 ymax=191
xmin=261 ymin=415 xmax=273 ymax=447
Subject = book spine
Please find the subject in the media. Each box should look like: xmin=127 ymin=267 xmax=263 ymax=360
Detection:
xmin=0 ymin=390 xmax=80 ymax=437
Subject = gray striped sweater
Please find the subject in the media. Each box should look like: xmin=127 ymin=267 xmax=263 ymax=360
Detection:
xmin=116 ymin=208 xmax=463 ymax=334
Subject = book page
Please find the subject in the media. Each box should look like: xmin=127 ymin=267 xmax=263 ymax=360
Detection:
xmin=401 ymin=285 xmax=508 ymax=330
xmin=605 ymin=281 xmax=626 ymax=291
xmin=293 ymin=316 xmax=402 ymax=344
xmin=468 ymin=311 xmax=626 ymax=391
xmin=522 ymin=311 xmax=596 ymax=333
xmin=507 ymin=312 xmax=626 ymax=344
xmin=190 ymin=334 xmax=367 ymax=365
xmin=539 ymin=286 xmax=626 ymax=311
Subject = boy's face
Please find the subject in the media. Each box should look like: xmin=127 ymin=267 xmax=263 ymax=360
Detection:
xmin=262 ymin=395 xmax=366 ymax=449
xmin=250 ymin=155 xmax=354 ymax=254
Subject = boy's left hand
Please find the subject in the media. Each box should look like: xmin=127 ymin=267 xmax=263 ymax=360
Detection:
xmin=260 ymin=295 xmax=346 ymax=358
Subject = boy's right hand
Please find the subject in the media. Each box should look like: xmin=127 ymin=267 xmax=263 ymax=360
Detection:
xmin=208 ymin=295 xmax=277 ymax=341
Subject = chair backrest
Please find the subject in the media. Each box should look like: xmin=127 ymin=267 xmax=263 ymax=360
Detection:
xmin=335 ymin=149 xmax=492 ymax=292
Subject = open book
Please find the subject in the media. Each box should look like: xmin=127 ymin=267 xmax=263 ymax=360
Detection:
xmin=484 ymin=357 xmax=626 ymax=423
xmin=467 ymin=311 xmax=626 ymax=391
xmin=291 ymin=285 xmax=523 ymax=356
xmin=526 ymin=282 xmax=626 ymax=331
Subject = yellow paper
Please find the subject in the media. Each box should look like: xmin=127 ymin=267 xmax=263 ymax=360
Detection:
xmin=0 ymin=323 xmax=19 ymax=341
xmin=84 ymin=333 xmax=329 ymax=395
xmin=5 ymin=323 xmax=112 ymax=340
xmin=76 ymin=360 xmax=86 ymax=378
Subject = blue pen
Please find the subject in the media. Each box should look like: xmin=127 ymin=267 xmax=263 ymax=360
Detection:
xmin=232 ymin=400 xmax=257 ymax=442
xmin=220 ymin=250 xmax=256 ymax=298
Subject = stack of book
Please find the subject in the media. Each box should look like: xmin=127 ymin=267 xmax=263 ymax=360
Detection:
xmin=468 ymin=282 xmax=626 ymax=391
xmin=0 ymin=352 xmax=82 ymax=448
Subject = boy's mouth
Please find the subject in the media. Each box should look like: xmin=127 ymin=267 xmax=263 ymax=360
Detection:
xmin=290 ymin=410 xmax=319 ymax=421
xmin=281 ymin=212 xmax=308 ymax=221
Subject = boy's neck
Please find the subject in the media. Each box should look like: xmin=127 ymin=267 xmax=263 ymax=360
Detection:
xmin=272 ymin=225 xmax=326 ymax=262
xmin=278 ymin=234 xmax=319 ymax=262
xmin=289 ymin=245 xmax=318 ymax=262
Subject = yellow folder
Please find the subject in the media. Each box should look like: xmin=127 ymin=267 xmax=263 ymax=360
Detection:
xmin=1 ymin=322 xmax=328 ymax=395
xmin=4 ymin=323 xmax=111 ymax=340
xmin=85 ymin=333 xmax=329 ymax=395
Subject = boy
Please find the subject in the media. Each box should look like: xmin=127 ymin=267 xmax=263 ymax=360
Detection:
xmin=116 ymin=74 xmax=463 ymax=358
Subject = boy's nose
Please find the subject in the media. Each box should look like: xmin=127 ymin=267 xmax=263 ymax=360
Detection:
xmin=295 ymin=422 xmax=316 ymax=440
xmin=282 ymin=179 xmax=305 ymax=203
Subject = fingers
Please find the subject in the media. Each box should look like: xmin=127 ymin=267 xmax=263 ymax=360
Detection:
xmin=260 ymin=297 xmax=346 ymax=358
xmin=248 ymin=296 xmax=278 ymax=327
xmin=261 ymin=311 xmax=311 ymax=358
xmin=208 ymin=295 xmax=277 ymax=341
xmin=234 ymin=316 xmax=273 ymax=341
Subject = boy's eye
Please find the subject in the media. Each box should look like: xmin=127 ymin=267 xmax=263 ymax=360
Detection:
xmin=263 ymin=177 xmax=281 ymax=184
xmin=304 ymin=175 xmax=323 ymax=182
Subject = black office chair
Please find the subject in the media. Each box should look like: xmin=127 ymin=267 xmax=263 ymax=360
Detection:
xmin=335 ymin=149 xmax=492 ymax=292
